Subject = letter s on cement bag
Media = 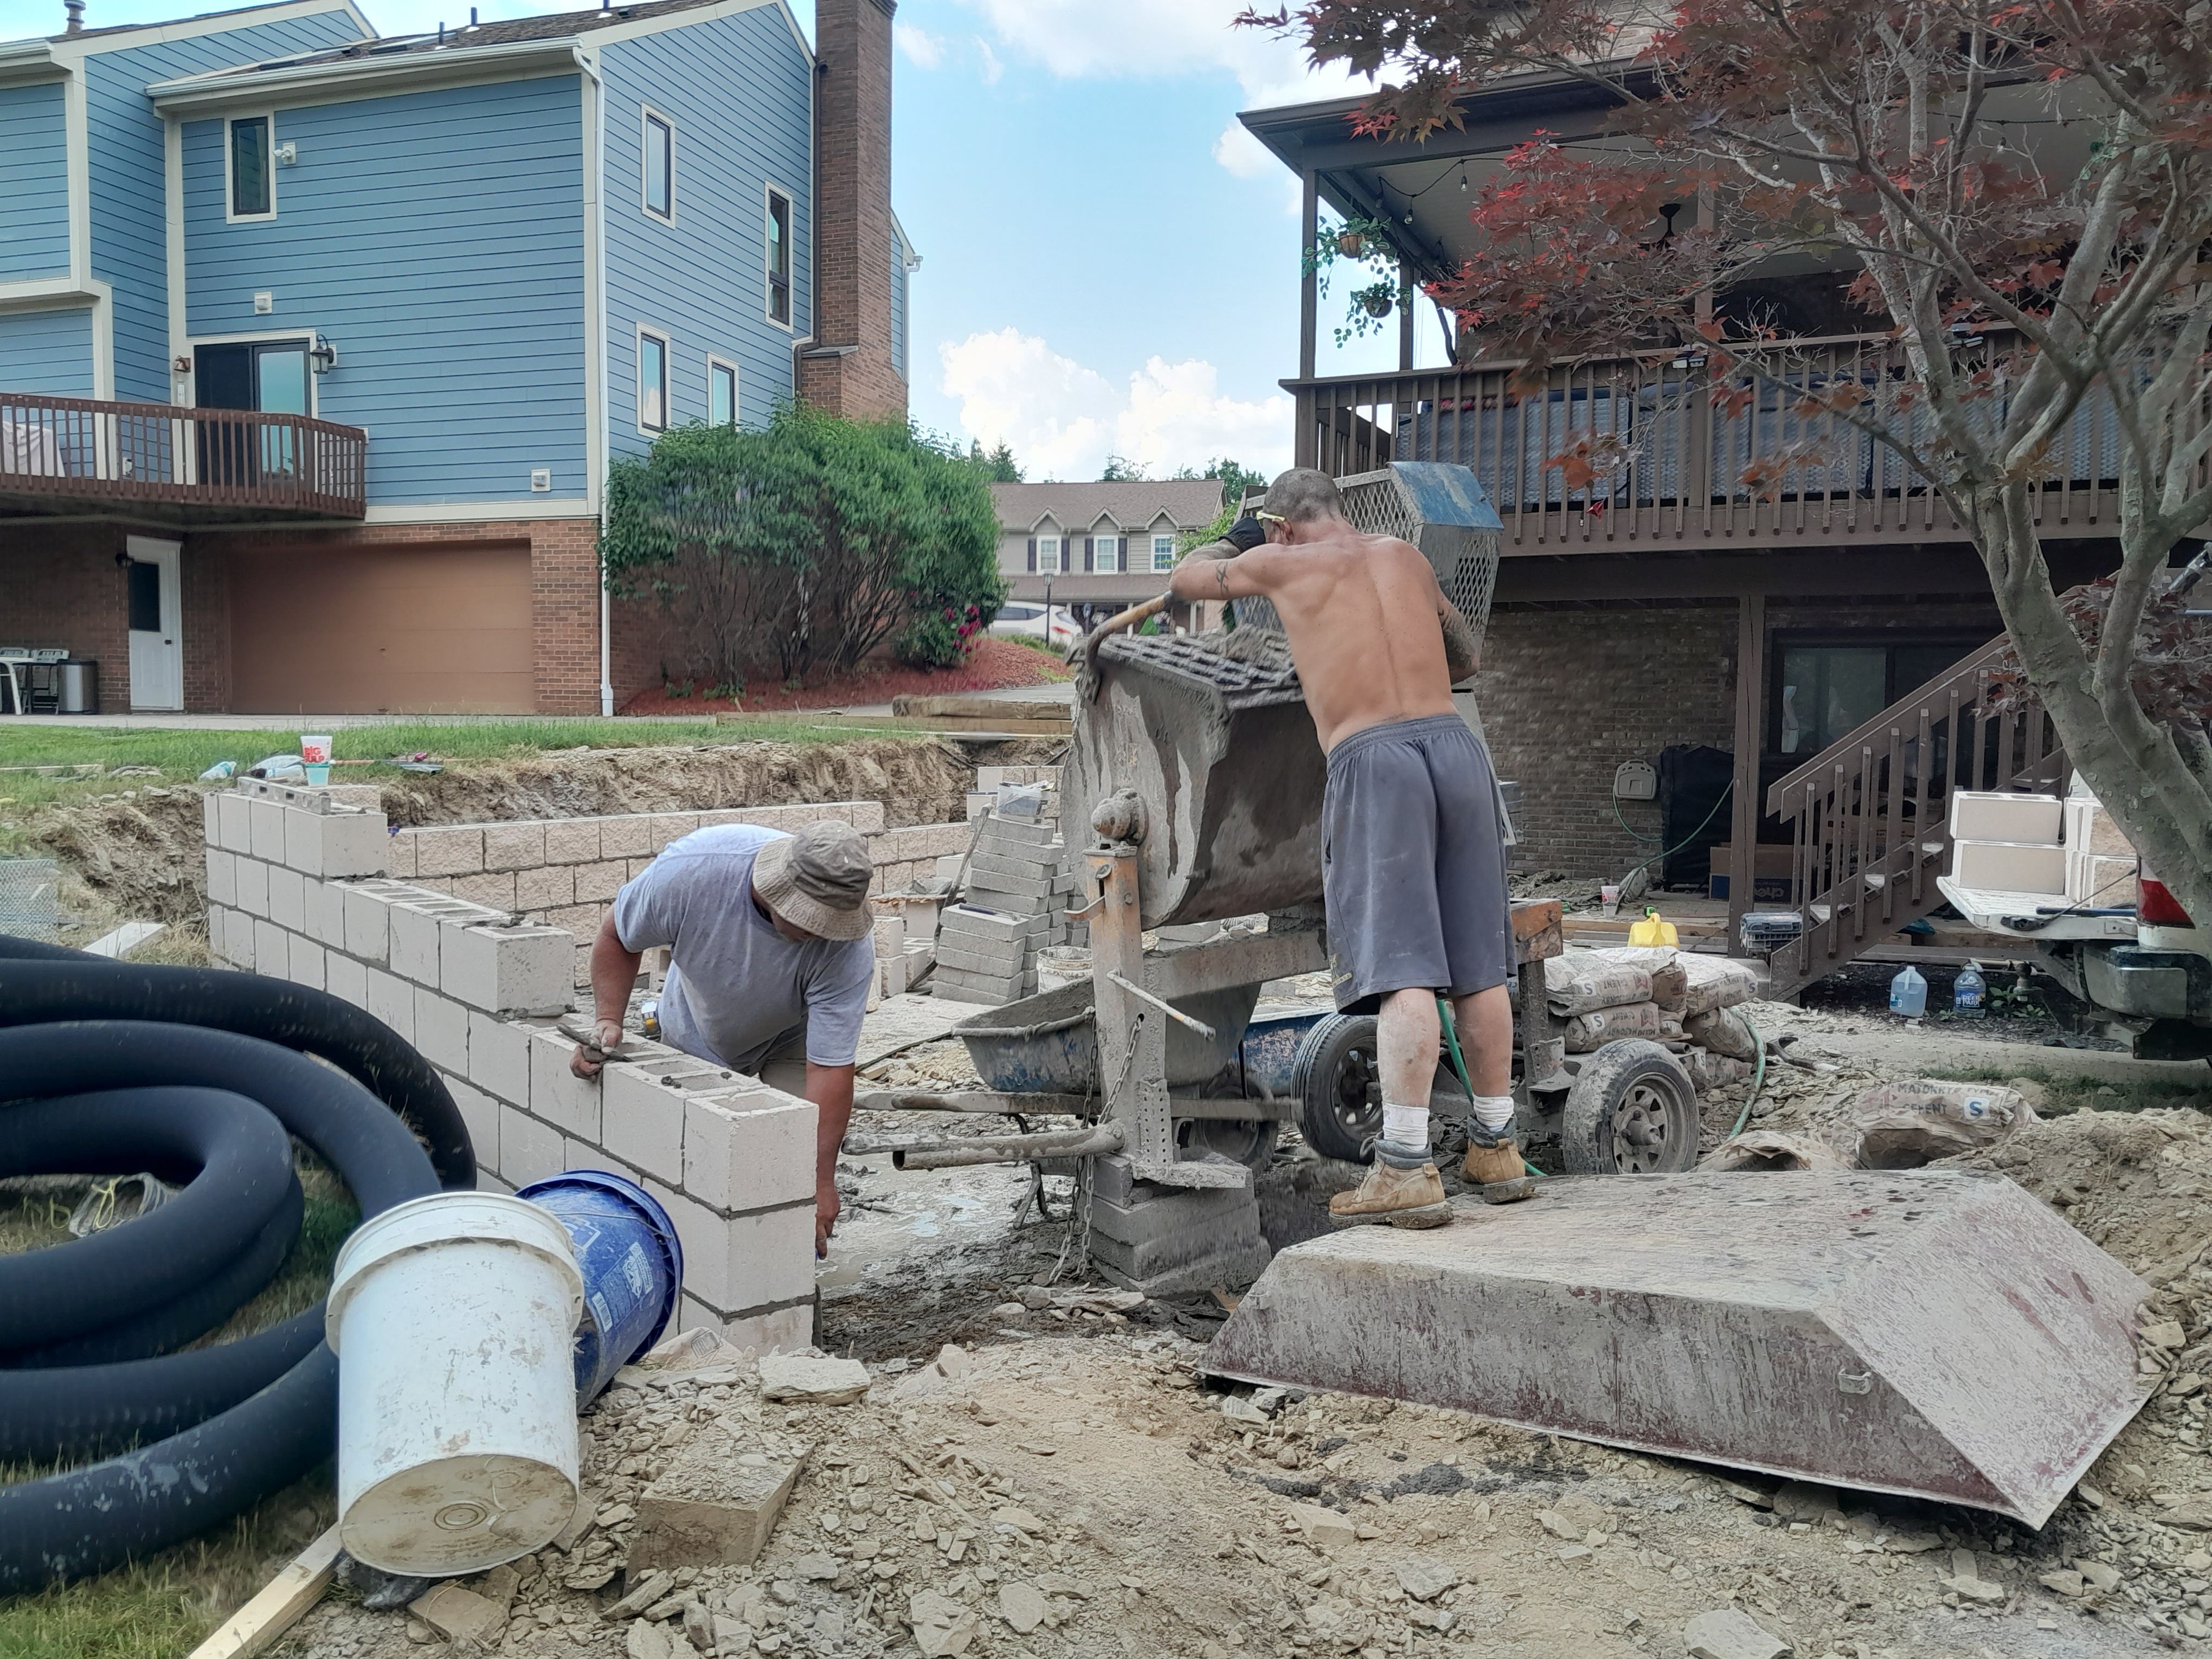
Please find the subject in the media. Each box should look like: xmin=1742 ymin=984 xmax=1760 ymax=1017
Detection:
xmin=1545 ymin=950 xmax=1652 ymax=1017
xmin=1562 ymin=1000 xmax=1666 ymax=1053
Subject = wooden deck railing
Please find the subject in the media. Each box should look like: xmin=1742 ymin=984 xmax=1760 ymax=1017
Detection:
xmin=1760 ymin=634 xmax=2072 ymax=995
xmin=1290 ymin=330 xmax=2138 ymax=555
xmin=1 ymin=392 xmax=367 ymax=519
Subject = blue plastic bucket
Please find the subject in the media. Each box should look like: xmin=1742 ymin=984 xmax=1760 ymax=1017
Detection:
xmin=516 ymin=1170 xmax=683 ymax=1405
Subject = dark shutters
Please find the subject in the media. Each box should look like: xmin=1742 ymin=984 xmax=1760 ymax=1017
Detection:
xmin=1026 ymin=537 xmax=1037 ymax=573
xmin=1083 ymin=537 xmax=1094 ymax=573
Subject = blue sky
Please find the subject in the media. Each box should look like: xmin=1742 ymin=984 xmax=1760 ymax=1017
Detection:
xmin=0 ymin=0 xmax=1451 ymax=480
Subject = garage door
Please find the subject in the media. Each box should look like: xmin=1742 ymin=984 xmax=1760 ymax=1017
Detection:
xmin=229 ymin=541 xmax=535 ymax=714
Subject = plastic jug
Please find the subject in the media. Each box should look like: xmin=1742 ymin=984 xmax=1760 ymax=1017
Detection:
xmin=1889 ymin=964 xmax=1928 ymax=1018
xmin=1953 ymin=962 xmax=1986 ymax=1018
xmin=1628 ymin=908 xmax=1679 ymax=947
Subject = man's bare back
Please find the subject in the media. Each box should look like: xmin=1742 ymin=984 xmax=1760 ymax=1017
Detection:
xmin=1167 ymin=511 xmax=1480 ymax=752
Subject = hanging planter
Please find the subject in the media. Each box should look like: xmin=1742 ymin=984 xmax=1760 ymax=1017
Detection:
xmin=1336 ymin=229 xmax=1369 ymax=258
xmin=1359 ymin=285 xmax=1396 ymax=319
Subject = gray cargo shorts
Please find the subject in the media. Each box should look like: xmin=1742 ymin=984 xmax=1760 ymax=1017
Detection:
xmin=1322 ymin=712 xmax=1514 ymax=1013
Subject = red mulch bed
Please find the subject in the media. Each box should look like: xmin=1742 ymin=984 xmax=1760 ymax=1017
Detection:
xmin=619 ymin=637 xmax=1070 ymax=717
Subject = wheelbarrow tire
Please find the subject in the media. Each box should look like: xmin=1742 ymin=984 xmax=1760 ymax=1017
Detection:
xmin=1560 ymin=1039 xmax=1700 ymax=1175
xmin=1294 ymin=1013 xmax=1381 ymax=1163
xmin=1177 ymin=1116 xmax=1278 ymax=1172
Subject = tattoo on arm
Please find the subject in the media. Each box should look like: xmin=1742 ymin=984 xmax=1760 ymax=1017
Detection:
xmin=1214 ymin=562 xmax=1232 ymax=596
xmin=1441 ymin=600 xmax=1481 ymax=682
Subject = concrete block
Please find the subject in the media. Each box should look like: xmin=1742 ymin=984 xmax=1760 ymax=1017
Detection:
xmin=1950 ymin=838 xmax=2068 ymax=896
xmin=627 ymin=857 xmax=658 ymax=879
xmin=647 ymin=813 xmax=699 ymax=851
xmin=980 ymin=814 xmax=1059 ymax=848
xmin=870 ymin=914 xmax=906 ymax=958
xmin=483 ymin=822 xmax=546 ymax=871
xmin=528 ymin=1026 xmax=601 ymax=1140
xmin=326 ymin=950 xmax=369 ymax=1009
xmin=287 ymin=935 xmax=326 ymax=992
xmin=846 ymin=801 xmax=887 ymax=833
xmin=935 ymin=853 xmax=966 ymax=882
xmin=628 ymin=1418 xmax=804 ymax=1571
xmin=544 ymin=819 xmax=600 ymax=864
xmin=936 ymin=943 xmax=1031 ymax=979
xmin=385 ymin=832 xmax=416 ymax=878
xmin=476 ymin=1168 xmax=517 ymax=1195
xmin=1949 ymin=791 xmax=2063 ymax=845
xmin=254 ymin=918 xmax=288 ymax=977
xmin=716 ymin=1300 xmax=812 ymax=1354
xmin=516 ymin=864 xmax=574 ymax=910
xmin=597 ymin=814 xmax=653 ymax=859
xmin=571 ymin=860 xmax=624 ymax=903
xmin=305 ymin=878 xmax=346 ymax=948
xmin=649 ymin=1178 xmax=814 ymax=1311
xmin=684 ymin=1088 xmax=814 ymax=1214
xmin=234 ymin=856 xmax=269 ymax=919
xmin=1086 ymin=1183 xmax=1254 ymax=1248
xmin=932 ymin=976 xmax=1018 ymax=1005
xmin=878 ymin=951 xmax=909 ymax=999
xmin=603 ymin=1062 xmax=696 ymax=1186
xmin=266 ymin=864 xmax=305 ymax=931
xmin=205 ymin=847 xmax=236 ymax=907
xmin=966 ymin=792 xmax=994 ymax=821
xmin=248 ymin=795 xmax=287 ymax=862
xmin=939 ymin=904 xmax=1046 ymax=941
xmin=205 ymin=906 xmax=232 ymax=965
xmin=389 ymin=902 xmax=443 ymax=986
xmin=365 ymin=968 xmax=414 ymax=1041
xmin=498 ymin=1104 xmax=564 ymax=1189
xmin=216 ymin=792 xmax=255 ymax=858
xmin=343 ymin=884 xmax=391 ymax=964
xmin=467 ymin=1011 xmax=533 ymax=1109
xmin=282 ymin=806 xmax=333 ymax=876
xmin=414 ymin=987 xmax=470 ymax=1073
xmin=447 ymin=1078 xmax=501 ymax=1175
xmin=442 ymin=922 xmax=573 ymax=1014
xmin=412 ymin=826 xmax=485 ymax=877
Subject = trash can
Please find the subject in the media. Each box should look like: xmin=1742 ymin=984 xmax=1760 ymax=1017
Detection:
xmin=57 ymin=660 xmax=97 ymax=715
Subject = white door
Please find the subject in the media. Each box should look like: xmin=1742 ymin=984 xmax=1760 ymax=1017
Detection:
xmin=125 ymin=536 xmax=183 ymax=711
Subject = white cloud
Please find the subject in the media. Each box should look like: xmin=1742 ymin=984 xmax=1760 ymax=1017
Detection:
xmin=939 ymin=327 xmax=1290 ymax=481
xmin=894 ymin=21 xmax=944 ymax=69
xmin=975 ymin=37 xmax=1004 ymax=85
xmin=954 ymin=0 xmax=1371 ymax=194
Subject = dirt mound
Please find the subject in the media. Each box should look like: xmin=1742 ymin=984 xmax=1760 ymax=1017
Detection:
xmin=1951 ymin=1106 xmax=2212 ymax=1275
xmin=23 ymin=785 xmax=209 ymax=929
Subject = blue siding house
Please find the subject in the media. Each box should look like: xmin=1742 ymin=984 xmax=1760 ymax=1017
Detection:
xmin=0 ymin=0 xmax=909 ymax=716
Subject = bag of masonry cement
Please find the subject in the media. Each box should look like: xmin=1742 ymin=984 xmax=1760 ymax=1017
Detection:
xmin=1678 ymin=955 xmax=1761 ymax=1018
xmin=1562 ymin=1000 xmax=1666 ymax=1053
xmin=1544 ymin=950 xmax=1652 ymax=1017
xmin=1590 ymin=946 xmax=1689 ymax=1012
xmin=1684 ymin=1005 xmax=1760 ymax=1061
xmin=1681 ymin=1048 xmax=1754 ymax=1092
xmin=1850 ymin=1079 xmax=2036 ymax=1169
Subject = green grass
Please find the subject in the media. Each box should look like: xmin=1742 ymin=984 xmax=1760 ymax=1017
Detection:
xmin=1922 ymin=1062 xmax=2212 ymax=1115
xmin=0 ymin=1161 xmax=358 ymax=1657
xmin=0 ymin=715 xmax=869 ymax=821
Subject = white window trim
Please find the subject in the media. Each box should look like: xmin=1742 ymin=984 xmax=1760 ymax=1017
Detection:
xmin=1152 ymin=533 xmax=1177 ymax=573
xmin=223 ymin=111 xmax=277 ymax=224
xmin=1036 ymin=533 xmax=1062 ymax=575
xmin=185 ymin=329 xmax=319 ymax=417
xmin=705 ymin=353 xmax=738 ymax=426
xmin=763 ymin=180 xmax=795 ymax=332
xmin=635 ymin=323 xmax=671 ymax=435
xmin=1092 ymin=529 xmax=1120 ymax=574
xmin=640 ymin=105 xmax=675 ymax=224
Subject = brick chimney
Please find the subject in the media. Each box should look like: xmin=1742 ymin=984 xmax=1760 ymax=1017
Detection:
xmin=798 ymin=0 xmax=907 ymax=420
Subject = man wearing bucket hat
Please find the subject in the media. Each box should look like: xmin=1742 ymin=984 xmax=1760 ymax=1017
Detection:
xmin=573 ymin=820 xmax=876 ymax=1255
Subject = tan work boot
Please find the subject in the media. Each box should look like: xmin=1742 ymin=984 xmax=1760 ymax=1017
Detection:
xmin=1329 ymin=1160 xmax=1453 ymax=1229
xmin=1462 ymin=1137 xmax=1526 ymax=1186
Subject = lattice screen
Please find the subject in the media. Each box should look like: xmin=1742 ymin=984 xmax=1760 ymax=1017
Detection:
xmin=0 ymin=858 xmax=61 ymax=942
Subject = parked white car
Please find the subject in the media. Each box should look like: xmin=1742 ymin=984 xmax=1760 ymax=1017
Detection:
xmin=989 ymin=603 xmax=1081 ymax=647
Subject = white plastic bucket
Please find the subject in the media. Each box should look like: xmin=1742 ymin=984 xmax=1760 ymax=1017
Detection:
xmin=327 ymin=1192 xmax=584 ymax=1576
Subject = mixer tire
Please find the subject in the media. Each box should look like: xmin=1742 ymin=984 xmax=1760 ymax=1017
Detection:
xmin=1560 ymin=1040 xmax=1699 ymax=1175
xmin=1177 ymin=1116 xmax=1278 ymax=1171
xmin=1294 ymin=1014 xmax=1382 ymax=1163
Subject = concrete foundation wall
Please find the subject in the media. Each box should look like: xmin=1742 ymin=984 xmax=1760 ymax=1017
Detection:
xmin=202 ymin=780 xmax=817 ymax=1353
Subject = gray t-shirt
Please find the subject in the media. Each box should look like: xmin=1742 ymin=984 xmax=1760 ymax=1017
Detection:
xmin=610 ymin=825 xmax=875 ymax=1072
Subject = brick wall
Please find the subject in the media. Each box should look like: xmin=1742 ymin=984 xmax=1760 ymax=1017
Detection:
xmin=1 ymin=523 xmax=132 ymax=709
xmin=201 ymin=779 xmax=815 ymax=1354
xmin=798 ymin=0 xmax=906 ymax=420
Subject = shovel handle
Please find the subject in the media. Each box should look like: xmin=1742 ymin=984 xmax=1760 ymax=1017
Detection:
xmin=1072 ymin=592 xmax=1171 ymax=669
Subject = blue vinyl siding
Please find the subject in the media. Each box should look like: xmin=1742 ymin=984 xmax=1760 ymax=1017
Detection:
xmin=84 ymin=9 xmax=362 ymax=403
xmin=0 ymin=306 xmax=94 ymax=395
xmin=599 ymin=7 xmax=810 ymax=459
xmin=0 ymin=82 xmax=70 ymax=280
xmin=182 ymin=75 xmax=588 ymax=504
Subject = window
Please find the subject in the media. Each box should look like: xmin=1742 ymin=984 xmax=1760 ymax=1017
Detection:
xmin=998 ymin=603 xmax=1040 ymax=622
xmin=1152 ymin=534 xmax=1176 ymax=572
xmin=1036 ymin=534 xmax=1061 ymax=575
xmin=227 ymin=115 xmax=273 ymax=220
xmin=766 ymin=187 xmax=793 ymax=326
xmin=642 ymin=110 xmax=674 ymax=221
xmin=708 ymin=357 xmax=737 ymax=427
xmin=1092 ymin=533 xmax=1118 ymax=574
xmin=1772 ymin=636 xmax=1981 ymax=755
xmin=637 ymin=329 xmax=670 ymax=433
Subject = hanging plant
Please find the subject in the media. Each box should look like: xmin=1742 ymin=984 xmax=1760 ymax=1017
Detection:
xmin=1359 ymin=283 xmax=1397 ymax=319
xmin=1302 ymin=215 xmax=1413 ymax=347
xmin=1336 ymin=228 xmax=1370 ymax=258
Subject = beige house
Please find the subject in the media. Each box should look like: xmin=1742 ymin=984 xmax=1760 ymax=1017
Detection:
xmin=990 ymin=480 xmax=1225 ymax=621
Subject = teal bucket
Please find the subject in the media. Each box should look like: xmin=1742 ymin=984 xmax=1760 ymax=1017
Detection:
xmin=517 ymin=1170 xmax=683 ymax=1405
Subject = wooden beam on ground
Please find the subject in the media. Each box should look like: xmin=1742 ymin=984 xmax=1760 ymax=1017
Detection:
xmin=186 ymin=1523 xmax=342 ymax=1659
xmin=890 ymin=695 xmax=1069 ymax=724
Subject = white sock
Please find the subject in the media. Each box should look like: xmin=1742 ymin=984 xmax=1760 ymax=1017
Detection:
xmin=1381 ymin=1102 xmax=1429 ymax=1152
xmin=1472 ymin=1094 xmax=1516 ymax=1133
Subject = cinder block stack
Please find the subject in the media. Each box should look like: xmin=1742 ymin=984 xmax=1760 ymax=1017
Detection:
xmin=929 ymin=811 xmax=1076 ymax=1005
xmin=933 ymin=903 xmax=1046 ymax=1005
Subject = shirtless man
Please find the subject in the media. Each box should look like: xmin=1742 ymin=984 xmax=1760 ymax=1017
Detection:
xmin=1165 ymin=468 xmax=1519 ymax=1225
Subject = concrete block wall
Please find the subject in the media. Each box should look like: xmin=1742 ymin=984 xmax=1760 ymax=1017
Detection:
xmin=202 ymin=783 xmax=818 ymax=1355
xmin=384 ymin=801 xmax=974 ymax=987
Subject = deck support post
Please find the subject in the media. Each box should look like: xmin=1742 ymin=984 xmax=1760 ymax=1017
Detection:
xmin=1727 ymin=591 xmax=1766 ymax=956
